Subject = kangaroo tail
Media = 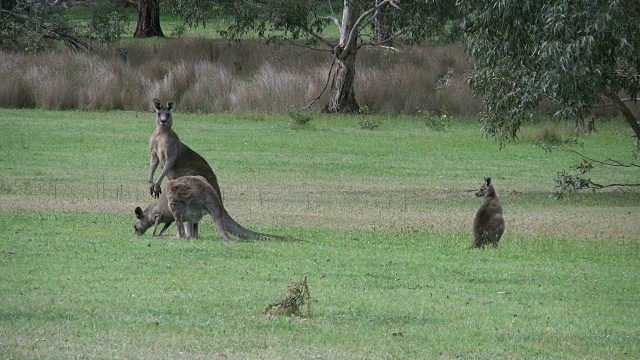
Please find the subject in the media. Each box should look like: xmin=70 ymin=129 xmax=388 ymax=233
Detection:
xmin=221 ymin=208 xmax=289 ymax=241
xmin=203 ymin=173 xmax=293 ymax=241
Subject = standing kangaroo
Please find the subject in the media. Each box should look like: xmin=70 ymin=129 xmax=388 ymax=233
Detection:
xmin=148 ymin=99 xmax=285 ymax=240
xmin=472 ymin=178 xmax=505 ymax=249
xmin=134 ymin=183 xmax=200 ymax=239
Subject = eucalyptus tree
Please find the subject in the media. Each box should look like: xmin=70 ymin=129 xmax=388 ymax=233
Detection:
xmin=166 ymin=0 xmax=457 ymax=113
xmin=458 ymin=0 xmax=640 ymax=144
xmin=0 ymin=0 xmax=128 ymax=51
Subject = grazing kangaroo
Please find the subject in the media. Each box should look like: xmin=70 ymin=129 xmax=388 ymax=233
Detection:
xmin=165 ymin=176 xmax=231 ymax=241
xmin=134 ymin=184 xmax=200 ymax=239
xmin=148 ymin=98 xmax=285 ymax=240
xmin=472 ymin=178 xmax=505 ymax=249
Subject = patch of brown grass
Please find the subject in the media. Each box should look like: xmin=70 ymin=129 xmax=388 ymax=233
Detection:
xmin=2 ymin=180 xmax=637 ymax=241
xmin=2 ymin=38 xmax=480 ymax=115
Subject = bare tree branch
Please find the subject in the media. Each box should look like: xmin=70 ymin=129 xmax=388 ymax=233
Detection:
xmin=301 ymin=57 xmax=337 ymax=110
xmin=359 ymin=29 xmax=408 ymax=49
xmin=553 ymin=145 xmax=640 ymax=168
xmin=343 ymin=0 xmax=398 ymax=55
xmin=316 ymin=15 xmax=340 ymax=29
xmin=327 ymin=0 xmax=336 ymax=20
xmin=589 ymin=182 xmax=640 ymax=189
xmin=302 ymin=26 xmax=337 ymax=49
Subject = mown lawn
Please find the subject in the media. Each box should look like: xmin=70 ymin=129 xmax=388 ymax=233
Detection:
xmin=0 ymin=109 xmax=638 ymax=358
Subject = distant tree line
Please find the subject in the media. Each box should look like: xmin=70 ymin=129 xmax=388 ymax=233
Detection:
xmin=1 ymin=0 xmax=639 ymax=138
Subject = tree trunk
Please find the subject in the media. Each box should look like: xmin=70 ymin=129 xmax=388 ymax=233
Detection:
xmin=324 ymin=1 xmax=360 ymax=113
xmin=325 ymin=48 xmax=360 ymax=113
xmin=134 ymin=0 xmax=164 ymax=38
xmin=602 ymin=88 xmax=640 ymax=140
xmin=373 ymin=1 xmax=392 ymax=45
xmin=0 ymin=2 xmax=3 ymax=50
xmin=373 ymin=16 xmax=392 ymax=44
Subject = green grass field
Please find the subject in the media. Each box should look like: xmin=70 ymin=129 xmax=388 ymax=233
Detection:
xmin=1 ymin=109 xmax=638 ymax=358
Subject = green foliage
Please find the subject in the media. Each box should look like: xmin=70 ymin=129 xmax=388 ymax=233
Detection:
xmin=169 ymin=23 xmax=187 ymax=37
xmin=459 ymin=0 xmax=640 ymax=144
xmin=551 ymin=148 xmax=640 ymax=198
xmin=86 ymin=0 xmax=130 ymax=47
xmin=553 ymin=160 xmax=596 ymax=198
xmin=287 ymin=106 xmax=313 ymax=127
xmin=164 ymin=0 xmax=457 ymax=47
xmin=2 ymin=0 xmax=85 ymax=51
xmin=359 ymin=116 xmax=380 ymax=130
xmin=1 ymin=0 xmax=129 ymax=52
xmin=358 ymin=105 xmax=380 ymax=129
xmin=418 ymin=109 xmax=451 ymax=131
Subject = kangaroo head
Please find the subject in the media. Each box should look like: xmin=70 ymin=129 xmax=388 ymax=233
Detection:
xmin=133 ymin=206 xmax=153 ymax=236
xmin=475 ymin=177 xmax=496 ymax=197
xmin=152 ymin=99 xmax=176 ymax=128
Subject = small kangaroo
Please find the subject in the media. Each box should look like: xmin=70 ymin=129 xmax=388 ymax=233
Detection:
xmin=165 ymin=176 xmax=231 ymax=241
xmin=472 ymin=177 xmax=505 ymax=249
xmin=133 ymin=185 xmax=200 ymax=238
xmin=148 ymin=99 xmax=285 ymax=240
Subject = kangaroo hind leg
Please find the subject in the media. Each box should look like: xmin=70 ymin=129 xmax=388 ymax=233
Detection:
xmin=206 ymin=201 xmax=231 ymax=242
xmin=169 ymin=202 xmax=187 ymax=239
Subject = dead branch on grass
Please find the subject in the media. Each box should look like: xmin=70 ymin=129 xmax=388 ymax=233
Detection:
xmin=262 ymin=276 xmax=311 ymax=318
xmin=549 ymin=145 xmax=640 ymax=197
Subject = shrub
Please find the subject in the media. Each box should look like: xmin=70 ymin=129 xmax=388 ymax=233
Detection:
xmin=360 ymin=117 xmax=380 ymax=130
xmin=287 ymin=106 xmax=313 ymax=127
xmin=419 ymin=110 xmax=451 ymax=131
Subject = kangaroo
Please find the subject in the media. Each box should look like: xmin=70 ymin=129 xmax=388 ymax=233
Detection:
xmin=133 ymin=184 xmax=200 ymax=238
xmin=164 ymin=176 xmax=231 ymax=241
xmin=148 ymin=99 xmax=285 ymax=240
xmin=472 ymin=177 xmax=505 ymax=249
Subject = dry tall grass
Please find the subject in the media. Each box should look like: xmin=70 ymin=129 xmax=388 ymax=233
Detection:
xmin=0 ymin=38 xmax=481 ymax=115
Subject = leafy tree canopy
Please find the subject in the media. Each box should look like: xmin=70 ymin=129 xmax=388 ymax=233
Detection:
xmin=164 ymin=0 xmax=458 ymax=112
xmin=1 ymin=0 xmax=128 ymax=52
xmin=458 ymin=0 xmax=640 ymax=144
xmin=166 ymin=0 xmax=458 ymax=49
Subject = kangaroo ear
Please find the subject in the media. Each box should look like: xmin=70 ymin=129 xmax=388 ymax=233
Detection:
xmin=135 ymin=207 xmax=143 ymax=219
xmin=486 ymin=178 xmax=492 ymax=185
xmin=152 ymin=99 xmax=161 ymax=111
xmin=167 ymin=100 xmax=176 ymax=112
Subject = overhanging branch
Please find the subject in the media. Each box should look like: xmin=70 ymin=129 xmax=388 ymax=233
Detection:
xmin=0 ymin=8 xmax=88 ymax=51
xmin=554 ymin=146 xmax=640 ymax=168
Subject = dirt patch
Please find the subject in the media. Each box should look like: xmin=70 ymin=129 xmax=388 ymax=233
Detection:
xmin=1 ymin=190 xmax=638 ymax=241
